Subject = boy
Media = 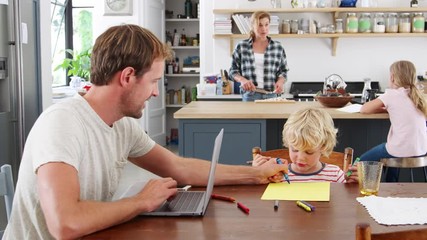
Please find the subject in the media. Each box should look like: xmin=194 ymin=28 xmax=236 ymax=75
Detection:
xmin=253 ymin=108 xmax=358 ymax=183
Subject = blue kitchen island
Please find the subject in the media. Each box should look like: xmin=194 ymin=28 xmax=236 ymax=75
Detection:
xmin=174 ymin=101 xmax=390 ymax=166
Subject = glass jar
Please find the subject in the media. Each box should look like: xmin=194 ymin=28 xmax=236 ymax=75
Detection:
xmin=412 ymin=13 xmax=425 ymax=33
xmin=335 ymin=19 xmax=343 ymax=33
xmin=358 ymin=13 xmax=372 ymax=33
xmin=291 ymin=20 xmax=299 ymax=34
xmin=361 ymin=78 xmax=372 ymax=104
xmin=282 ymin=20 xmax=291 ymax=34
xmin=399 ymin=13 xmax=411 ymax=33
xmin=373 ymin=13 xmax=385 ymax=33
xmin=386 ymin=13 xmax=398 ymax=33
xmin=326 ymin=24 xmax=335 ymax=33
xmin=346 ymin=13 xmax=358 ymax=33
xmin=411 ymin=0 xmax=418 ymax=8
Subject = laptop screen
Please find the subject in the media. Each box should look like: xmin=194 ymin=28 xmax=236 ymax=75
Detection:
xmin=201 ymin=128 xmax=224 ymax=213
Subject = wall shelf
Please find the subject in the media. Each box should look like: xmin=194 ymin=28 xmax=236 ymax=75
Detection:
xmin=213 ymin=7 xmax=427 ymax=14
xmin=214 ymin=33 xmax=427 ymax=56
xmin=214 ymin=7 xmax=427 ymax=56
xmin=165 ymin=0 xmax=200 ymax=142
xmin=166 ymin=18 xmax=200 ymax=22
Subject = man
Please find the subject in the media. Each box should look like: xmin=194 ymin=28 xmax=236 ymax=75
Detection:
xmin=3 ymin=24 xmax=287 ymax=239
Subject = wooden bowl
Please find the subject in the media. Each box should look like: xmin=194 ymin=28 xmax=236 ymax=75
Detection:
xmin=314 ymin=95 xmax=354 ymax=108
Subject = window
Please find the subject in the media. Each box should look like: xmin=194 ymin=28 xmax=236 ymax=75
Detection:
xmin=51 ymin=0 xmax=93 ymax=87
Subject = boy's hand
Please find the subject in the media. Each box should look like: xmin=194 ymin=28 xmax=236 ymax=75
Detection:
xmin=345 ymin=165 xmax=359 ymax=183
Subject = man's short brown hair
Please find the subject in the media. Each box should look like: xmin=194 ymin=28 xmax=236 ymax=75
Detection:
xmin=90 ymin=24 xmax=172 ymax=85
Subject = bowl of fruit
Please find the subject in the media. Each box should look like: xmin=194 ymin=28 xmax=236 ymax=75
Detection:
xmin=315 ymin=74 xmax=354 ymax=108
xmin=315 ymin=90 xmax=353 ymax=108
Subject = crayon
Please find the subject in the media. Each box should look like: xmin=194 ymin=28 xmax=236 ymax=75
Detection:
xmin=296 ymin=200 xmax=314 ymax=212
xmin=237 ymin=202 xmax=250 ymax=214
xmin=275 ymin=158 xmax=291 ymax=184
xmin=299 ymin=200 xmax=315 ymax=211
xmin=346 ymin=157 xmax=361 ymax=177
xmin=211 ymin=194 xmax=236 ymax=203
xmin=274 ymin=200 xmax=279 ymax=211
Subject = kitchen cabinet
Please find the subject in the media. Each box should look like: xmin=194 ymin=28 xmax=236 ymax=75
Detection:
xmin=213 ymin=7 xmax=427 ymax=56
xmin=175 ymin=101 xmax=390 ymax=165
xmin=165 ymin=0 xmax=200 ymax=144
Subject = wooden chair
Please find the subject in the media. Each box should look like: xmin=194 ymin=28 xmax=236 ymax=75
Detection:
xmin=356 ymin=223 xmax=427 ymax=240
xmin=251 ymin=146 xmax=353 ymax=171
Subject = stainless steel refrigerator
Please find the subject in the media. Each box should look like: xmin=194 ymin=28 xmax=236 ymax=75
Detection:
xmin=0 ymin=0 xmax=41 ymax=229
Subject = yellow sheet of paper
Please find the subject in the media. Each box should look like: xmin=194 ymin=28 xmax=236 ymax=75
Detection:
xmin=261 ymin=182 xmax=330 ymax=201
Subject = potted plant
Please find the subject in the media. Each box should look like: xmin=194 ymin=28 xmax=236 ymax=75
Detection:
xmin=55 ymin=48 xmax=91 ymax=83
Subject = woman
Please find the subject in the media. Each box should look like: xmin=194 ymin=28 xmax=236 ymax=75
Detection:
xmin=229 ymin=11 xmax=289 ymax=102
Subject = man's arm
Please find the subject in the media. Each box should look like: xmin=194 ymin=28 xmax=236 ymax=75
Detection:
xmin=130 ymin=144 xmax=288 ymax=186
xmin=37 ymin=162 xmax=177 ymax=239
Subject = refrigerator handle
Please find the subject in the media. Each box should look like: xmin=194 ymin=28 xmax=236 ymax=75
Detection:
xmin=8 ymin=0 xmax=25 ymax=157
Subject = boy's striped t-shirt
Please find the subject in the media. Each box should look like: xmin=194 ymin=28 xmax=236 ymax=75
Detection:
xmin=288 ymin=162 xmax=346 ymax=183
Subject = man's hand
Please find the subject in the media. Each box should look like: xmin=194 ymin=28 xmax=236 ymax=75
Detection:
xmin=135 ymin=177 xmax=178 ymax=212
xmin=253 ymin=157 xmax=289 ymax=184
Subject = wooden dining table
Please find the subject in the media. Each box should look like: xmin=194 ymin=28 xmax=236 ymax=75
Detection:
xmin=82 ymin=183 xmax=427 ymax=240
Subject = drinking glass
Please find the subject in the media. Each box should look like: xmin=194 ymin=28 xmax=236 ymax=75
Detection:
xmin=357 ymin=161 xmax=383 ymax=196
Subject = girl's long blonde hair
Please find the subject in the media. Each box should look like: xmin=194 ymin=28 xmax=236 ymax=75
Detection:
xmin=390 ymin=60 xmax=427 ymax=117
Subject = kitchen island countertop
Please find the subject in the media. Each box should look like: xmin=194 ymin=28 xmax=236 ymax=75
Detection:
xmin=174 ymin=101 xmax=389 ymax=119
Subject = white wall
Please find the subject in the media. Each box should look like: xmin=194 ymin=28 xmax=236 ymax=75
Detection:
xmin=42 ymin=0 xmax=427 ymax=105
xmin=92 ymin=0 xmax=142 ymax=38
xmin=206 ymin=0 xmax=427 ymax=93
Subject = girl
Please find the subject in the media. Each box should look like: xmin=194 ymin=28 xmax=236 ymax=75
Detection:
xmin=360 ymin=60 xmax=427 ymax=182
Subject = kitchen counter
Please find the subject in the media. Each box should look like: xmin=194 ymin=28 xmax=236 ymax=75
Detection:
xmin=174 ymin=101 xmax=390 ymax=165
xmin=174 ymin=101 xmax=389 ymax=119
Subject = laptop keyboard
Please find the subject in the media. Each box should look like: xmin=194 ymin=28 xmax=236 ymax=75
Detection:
xmin=165 ymin=191 xmax=204 ymax=212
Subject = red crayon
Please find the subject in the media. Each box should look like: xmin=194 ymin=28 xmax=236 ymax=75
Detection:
xmin=211 ymin=194 xmax=236 ymax=203
xmin=237 ymin=202 xmax=250 ymax=214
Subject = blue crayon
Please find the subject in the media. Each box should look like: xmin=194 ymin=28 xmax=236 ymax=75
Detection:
xmin=299 ymin=200 xmax=315 ymax=211
xmin=275 ymin=158 xmax=290 ymax=184
xmin=296 ymin=200 xmax=314 ymax=212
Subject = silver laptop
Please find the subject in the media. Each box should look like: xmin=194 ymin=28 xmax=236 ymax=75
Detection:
xmin=141 ymin=128 xmax=224 ymax=216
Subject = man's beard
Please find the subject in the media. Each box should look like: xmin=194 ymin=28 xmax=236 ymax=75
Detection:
xmin=120 ymin=91 xmax=147 ymax=119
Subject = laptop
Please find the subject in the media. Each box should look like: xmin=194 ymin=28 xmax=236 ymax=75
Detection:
xmin=141 ymin=128 xmax=224 ymax=216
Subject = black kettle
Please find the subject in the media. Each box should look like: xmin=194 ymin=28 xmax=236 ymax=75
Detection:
xmin=366 ymin=89 xmax=378 ymax=102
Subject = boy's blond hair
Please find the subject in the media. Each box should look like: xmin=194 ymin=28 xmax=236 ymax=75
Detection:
xmin=282 ymin=108 xmax=338 ymax=157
